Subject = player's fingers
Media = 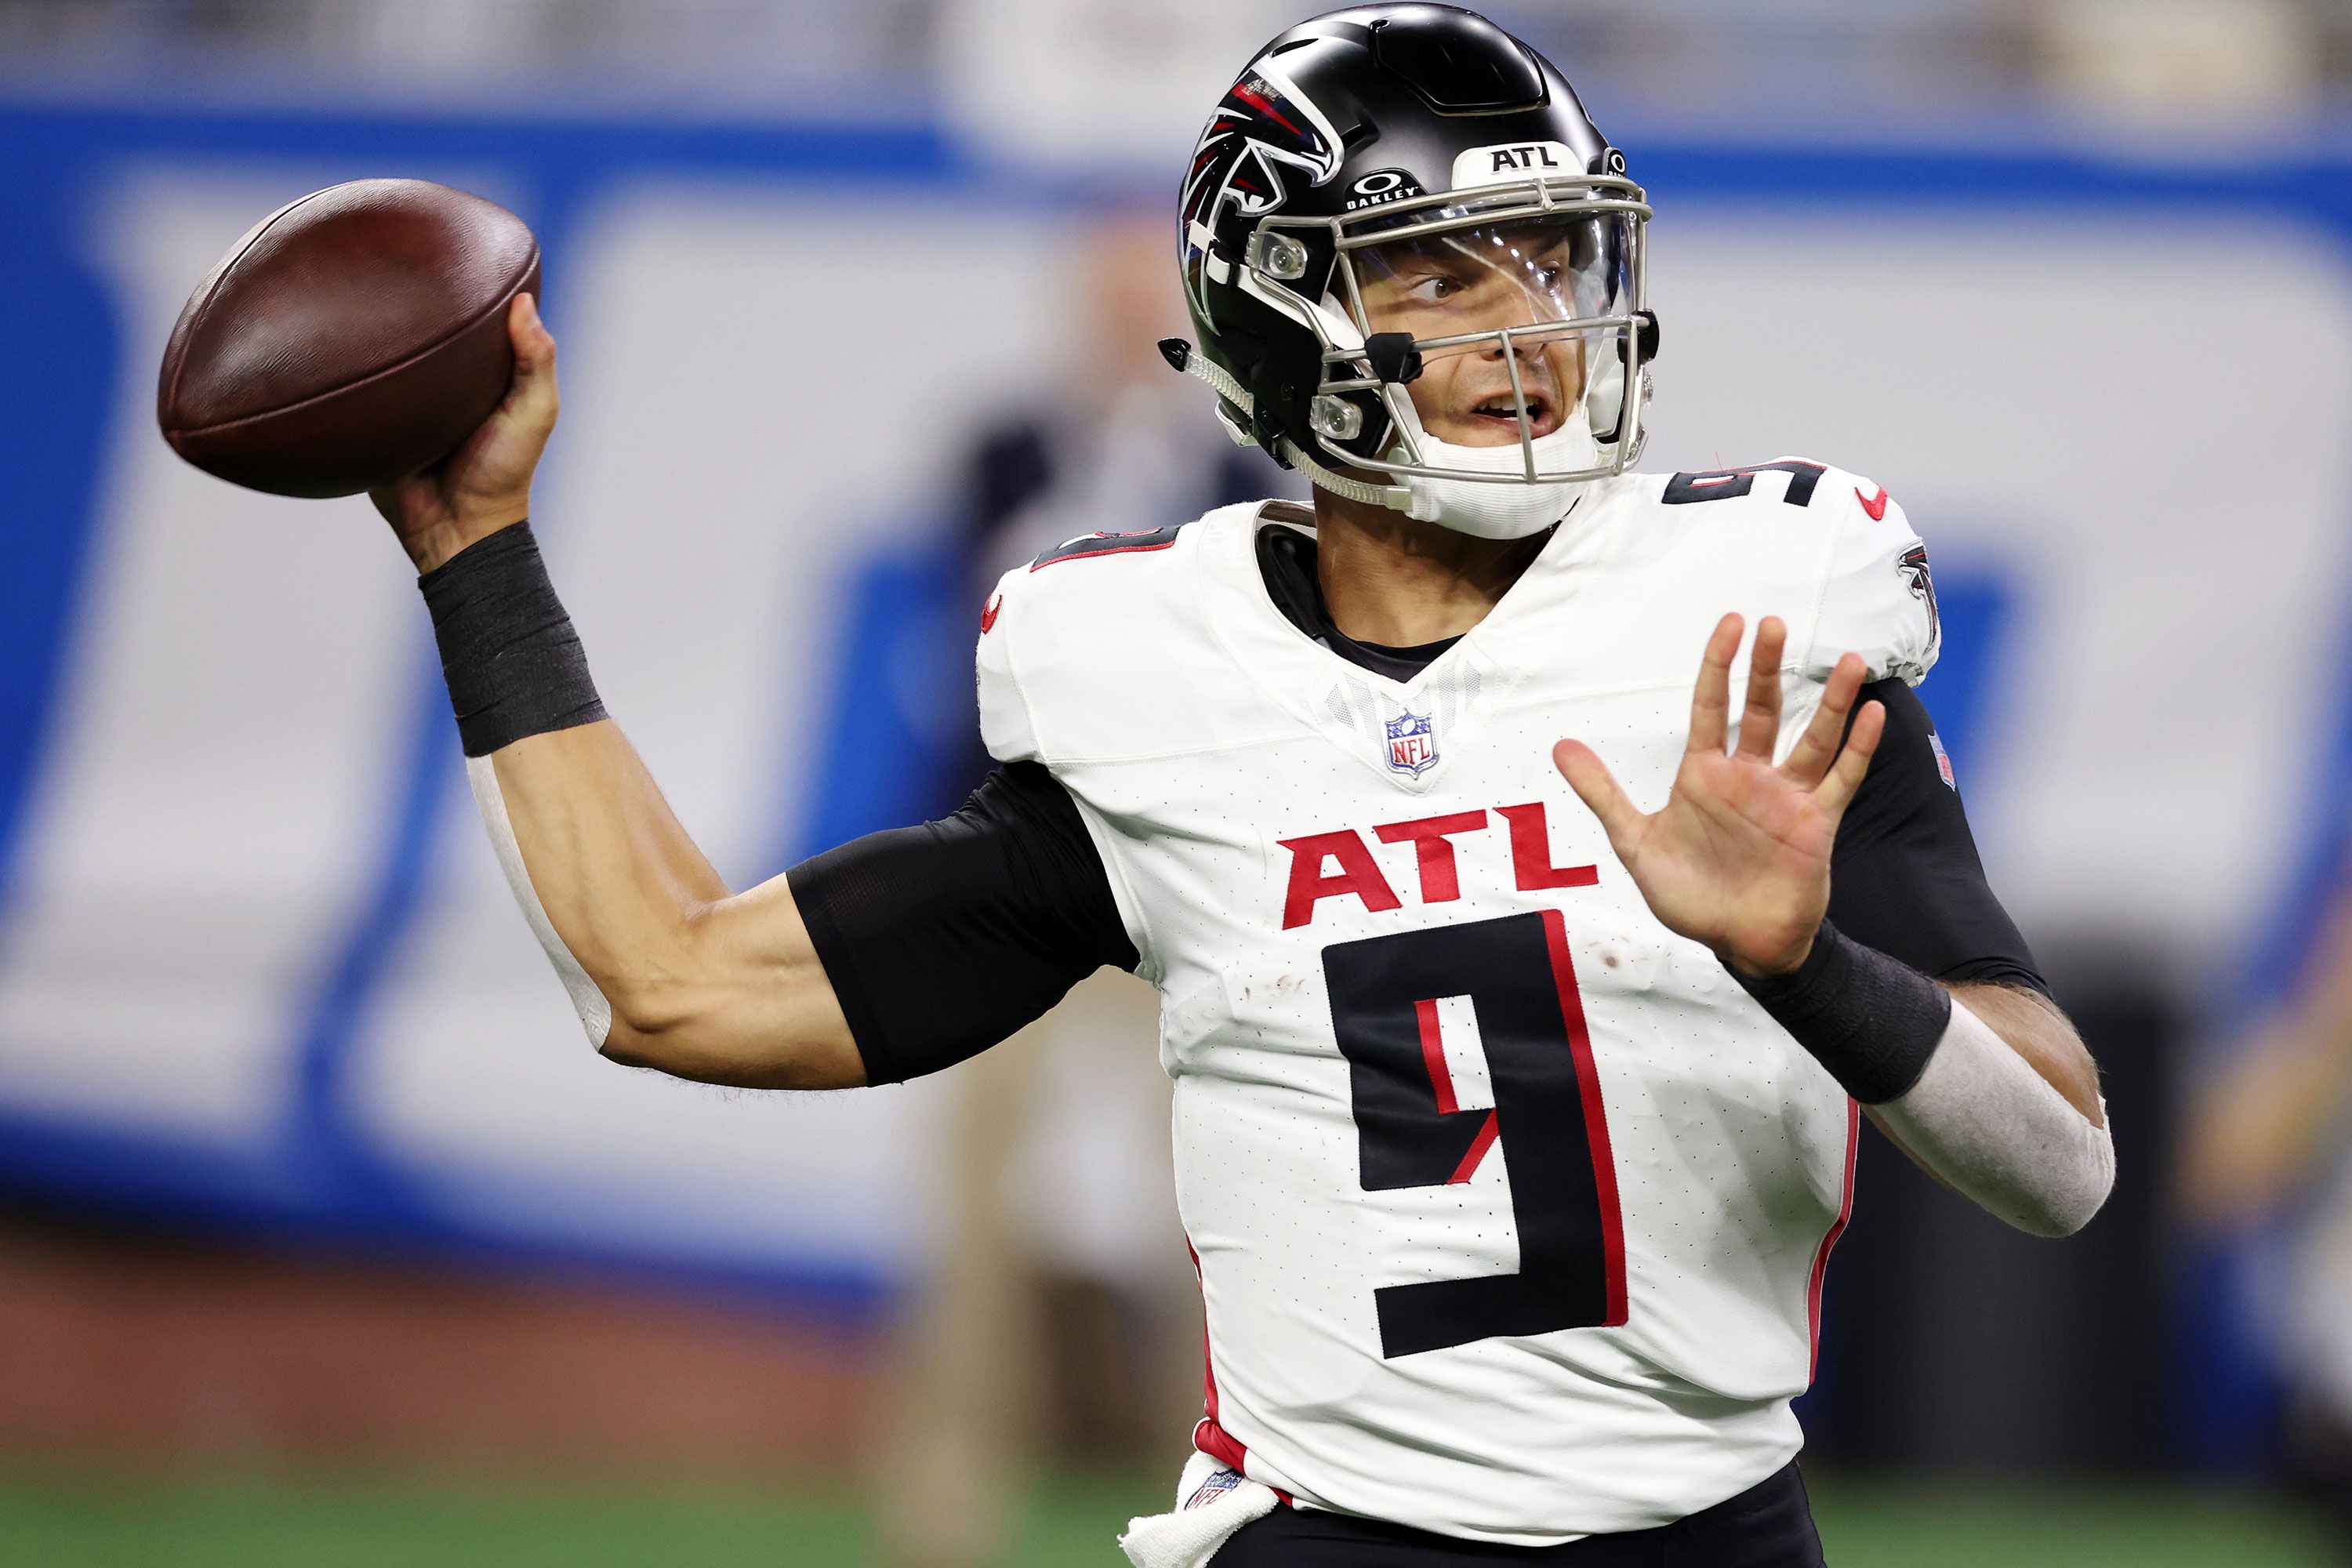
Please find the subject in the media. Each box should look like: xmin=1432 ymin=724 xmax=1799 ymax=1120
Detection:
xmin=1782 ymin=652 xmax=1865 ymax=785
xmin=510 ymin=292 xmax=554 ymax=361
xmin=1686 ymin=614 xmax=1740 ymax=756
xmin=505 ymin=292 xmax=557 ymax=387
xmin=490 ymin=296 xmax=558 ymax=439
xmin=1735 ymin=617 xmax=1787 ymax=761
xmin=1816 ymin=699 xmax=1885 ymax=817
xmin=1553 ymin=739 xmax=1645 ymax=855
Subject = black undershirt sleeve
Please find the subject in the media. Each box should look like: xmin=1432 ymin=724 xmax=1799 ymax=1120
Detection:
xmin=1828 ymin=680 xmax=2049 ymax=996
xmin=786 ymin=760 xmax=1140 ymax=1087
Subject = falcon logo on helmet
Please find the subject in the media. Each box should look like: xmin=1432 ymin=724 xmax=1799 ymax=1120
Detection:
xmin=1181 ymin=63 xmax=1345 ymax=322
xmin=1166 ymin=4 xmax=1663 ymax=542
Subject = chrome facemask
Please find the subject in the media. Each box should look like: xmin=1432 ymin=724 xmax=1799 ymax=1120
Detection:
xmin=1254 ymin=176 xmax=1654 ymax=537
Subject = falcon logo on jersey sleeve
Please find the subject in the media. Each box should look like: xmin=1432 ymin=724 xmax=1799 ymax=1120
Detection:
xmin=1385 ymin=710 xmax=1439 ymax=778
xmin=1898 ymin=543 xmax=1940 ymax=648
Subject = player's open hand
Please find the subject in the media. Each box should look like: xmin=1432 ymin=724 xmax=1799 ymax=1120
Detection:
xmin=1552 ymin=615 xmax=1883 ymax=977
xmin=369 ymin=292 xmax=559 ymax=574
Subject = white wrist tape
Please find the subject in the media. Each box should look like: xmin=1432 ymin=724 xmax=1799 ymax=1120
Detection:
xmin=466 ymin=755 xmax=613 ymax=1049
xmin=1874 ymin=999 xmax=2114 ymax=1237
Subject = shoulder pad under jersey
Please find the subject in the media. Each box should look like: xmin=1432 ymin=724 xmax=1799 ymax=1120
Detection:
xmin=1805 ymin=466 xmax=1939 ymax=687
xmin=974 ymin=506 xmax=1249 ymax=767
xmin=1647 ymin=457 xmax=1939 ymax=687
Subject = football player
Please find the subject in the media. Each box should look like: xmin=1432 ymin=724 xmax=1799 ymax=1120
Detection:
xmin=372 ymin=6 xmax=2113 ymax=1563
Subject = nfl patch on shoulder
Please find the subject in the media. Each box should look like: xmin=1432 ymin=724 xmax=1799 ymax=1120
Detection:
xmin=1385 ymin=709 xmax=1438 ymax=778
xmin=1928 ymin=730 xmax=1956 ymax=789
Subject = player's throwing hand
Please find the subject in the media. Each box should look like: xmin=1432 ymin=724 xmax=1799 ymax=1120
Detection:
xmin=369 ymin=292 xmax=561 ymax=575
xmin=1553 ymin=614 xmax=1884 ymax=978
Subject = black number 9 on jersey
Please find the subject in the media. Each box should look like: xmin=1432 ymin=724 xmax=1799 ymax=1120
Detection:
xmin=1323 ymin=910 xmax=1626 ymax=1358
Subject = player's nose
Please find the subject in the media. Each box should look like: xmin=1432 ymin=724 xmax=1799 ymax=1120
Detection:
xmin=1477 ymin=328 xmax=1567 ymax=397
xmin=1478 ymin=315 xmax=1554 ymax=365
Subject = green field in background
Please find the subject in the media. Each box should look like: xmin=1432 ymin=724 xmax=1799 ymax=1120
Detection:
xmin=0 ymin=1468 xmax=2332 ymax=1566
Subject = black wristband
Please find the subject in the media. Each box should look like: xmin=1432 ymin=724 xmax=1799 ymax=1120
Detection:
xmin=418 ymin=522 xmax=606 ymax=758
xmin=1730 ymin=920 xmax=1951 ymax=1104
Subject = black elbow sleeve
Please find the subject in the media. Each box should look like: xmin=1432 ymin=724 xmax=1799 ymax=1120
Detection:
xmin=787 ymin=763 xmax=1139 ymax=1085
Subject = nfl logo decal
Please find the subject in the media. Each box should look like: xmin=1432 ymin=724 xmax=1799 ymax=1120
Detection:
xmin=1184 ymin=1468 xmax=1243 ymax=1510
xmin=1928 ymin=730 xmax=1956 ymax=789
xmin=1385 ymin=710 xmax=1439 ymax=777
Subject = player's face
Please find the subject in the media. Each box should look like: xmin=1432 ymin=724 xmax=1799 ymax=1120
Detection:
xmin=1352 ymin=216 xmax=1606 ymax=448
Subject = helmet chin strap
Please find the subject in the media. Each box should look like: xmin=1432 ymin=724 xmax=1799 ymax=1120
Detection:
xmin=1160 ymin=339 xmax=1418 ymax=514
xmin=1284 ymin=444 xmax=1419 ymax=514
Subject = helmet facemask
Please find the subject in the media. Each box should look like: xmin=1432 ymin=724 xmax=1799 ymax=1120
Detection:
xmin=1244 ymin=176 xmax=1654 ymax=539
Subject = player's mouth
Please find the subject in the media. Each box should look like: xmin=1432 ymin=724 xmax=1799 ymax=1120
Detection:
xmin=1467 ymin=390 xmax=1563 ymax=440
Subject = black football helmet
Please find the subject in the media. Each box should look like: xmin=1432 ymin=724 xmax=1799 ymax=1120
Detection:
xmin=1170 ymin=4 xmax=1657 ymax=538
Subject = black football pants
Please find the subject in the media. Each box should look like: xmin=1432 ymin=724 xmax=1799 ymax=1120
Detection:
xmin=1208 ymin=1462 xmax=1826 ymax=1566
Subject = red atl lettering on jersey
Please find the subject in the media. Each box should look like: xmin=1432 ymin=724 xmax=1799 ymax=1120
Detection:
xmin=1496 ymin=803 xmax=1600 ymax=891
xmin=1857 ymin=485 xmax=1891 ymax=522
xmin=978 ymin=593 xmax=1003 ymax=633
xmin=1279 ymin=802 xmax=1597 ymax=928
xmin=1278 ymin=829 xmax=1403 ymax=930
xmin=1374 ymin=811 xmax=1489 ymax=903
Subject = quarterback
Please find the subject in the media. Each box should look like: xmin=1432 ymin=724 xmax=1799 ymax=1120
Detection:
xmin=372 ymin=6 xmax=2112 ymax=1563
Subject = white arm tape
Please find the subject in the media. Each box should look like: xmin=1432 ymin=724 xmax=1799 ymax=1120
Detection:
xmin=466 ymin=755 xmax=613 ymax=1049
xmin=1874 ymin=998 xmax=2114 ymax=1237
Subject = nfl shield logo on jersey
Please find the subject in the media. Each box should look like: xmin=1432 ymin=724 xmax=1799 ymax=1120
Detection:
xmin=1385 ymin=710 xmax=1439 ymax=777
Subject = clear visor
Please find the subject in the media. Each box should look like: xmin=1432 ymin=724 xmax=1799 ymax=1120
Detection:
xmin=1325 ymin=194 xmax=1646 ymax=477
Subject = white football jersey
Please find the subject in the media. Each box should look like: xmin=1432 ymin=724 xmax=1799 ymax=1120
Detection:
xmin=976 ymin=460 xmax=1938 ymax=1545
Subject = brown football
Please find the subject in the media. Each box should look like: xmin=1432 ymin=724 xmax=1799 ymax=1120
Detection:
xmin=157 ymin=178 xmax=540 ymax=499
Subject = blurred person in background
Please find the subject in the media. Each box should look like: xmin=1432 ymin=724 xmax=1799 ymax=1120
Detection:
xmin=2187 ymin=874 xmax=2352 ymax=1560
xmin=951 ymin=208 xmax=1293 ymax=666
xmin=873 ymin=207 xmax=1294 ymax=1568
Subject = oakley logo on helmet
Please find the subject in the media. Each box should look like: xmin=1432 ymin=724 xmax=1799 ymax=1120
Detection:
xmin=1345 ymin=169 xmax=1427 ymax=212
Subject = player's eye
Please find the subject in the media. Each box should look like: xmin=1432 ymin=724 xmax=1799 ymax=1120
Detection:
xmin=1524 ymin=249 xmax=1573 ymax=290
xmin=1408 ymin=274 xmax=1462 ymax=303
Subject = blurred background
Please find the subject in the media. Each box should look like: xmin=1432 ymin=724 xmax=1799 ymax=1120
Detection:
xmin=7 ymin=1 xmax=2352 ymax=1563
